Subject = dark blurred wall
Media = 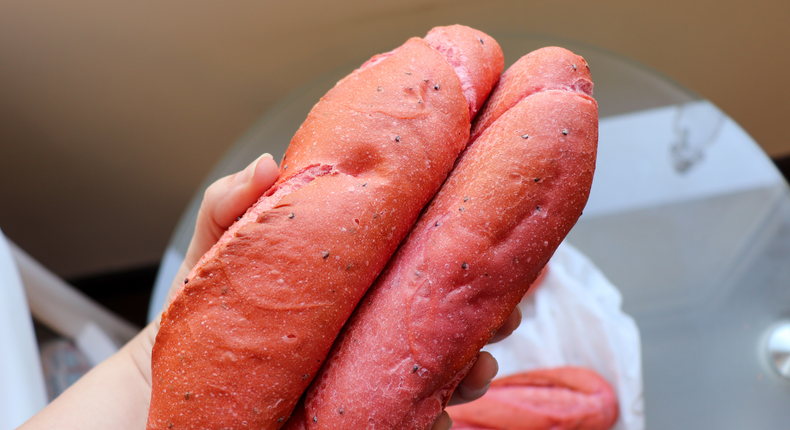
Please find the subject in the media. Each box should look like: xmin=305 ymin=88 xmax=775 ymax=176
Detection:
xmin=1 ymin=0 xmax=788 ymax=278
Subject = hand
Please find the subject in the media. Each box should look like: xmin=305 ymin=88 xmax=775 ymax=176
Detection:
xmin=170 ymin=154 xmax=521 ymax=430
xmin=17 ymin=154 xmax=280 ymax=430
xmin=164 ymin=153 xmax=280 ymax=307
xmin=20 ymin=153 xmax=518 ymax=430
xmin=431 ymin=307 xmax=522 ymax=430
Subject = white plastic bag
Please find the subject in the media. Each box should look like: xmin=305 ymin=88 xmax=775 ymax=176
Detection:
xmin=483 ymin=242 xmax=645 ymax=430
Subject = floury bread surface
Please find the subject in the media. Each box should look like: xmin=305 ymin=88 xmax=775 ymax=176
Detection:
xmin=146 ymin=26 xmax=503 ymax=430
xmin=284 ymin=47 xmax=598 ymax=430
xmin=447 ymin=367 xmax=619 ymax=430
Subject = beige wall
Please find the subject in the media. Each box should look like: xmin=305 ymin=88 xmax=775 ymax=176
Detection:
xmin=1 ymin=0 xmax=788 ymax=277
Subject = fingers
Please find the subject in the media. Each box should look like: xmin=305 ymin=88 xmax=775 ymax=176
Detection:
xmin=186 ymin=153 xmax=279 ymax=269
xmin=164 ymin=154 xmax=280 ymax=310
xmin=447 ymin=351 xmax=498 ymax=406
xmin=488 ymin=306 xmax=522 ymax=344
xmin=203 ymin=154 xmax=280 ymax=236
xmin=487 ymin=267 xmax=544 ymax=344
xmin=431 ymin=411 xmax=453 ymax=430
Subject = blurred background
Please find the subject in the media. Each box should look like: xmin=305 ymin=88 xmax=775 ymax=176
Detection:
xmin=1 ymin=0 xmax=788 ymax=324
xmin=3 ymin=1 xmax=790 ymax=428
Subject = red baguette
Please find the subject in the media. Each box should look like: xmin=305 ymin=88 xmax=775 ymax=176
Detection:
xmin=446 ymin=367 xmax=619 ymax=430
xmin=470 ymin=46 xmax=593 ymax=143
xmin=146 ymin=25 xmax=503 ymax=430
xmin=284 ymin=47 xmax=597 ymax=430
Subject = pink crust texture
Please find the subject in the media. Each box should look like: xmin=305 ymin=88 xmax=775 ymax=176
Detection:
xmin=424 ymin=25 xmax=504 ymax=120
xmin=470 ymin=46 xmax=593 ymax=144
xmin=353 ymin=25 xmax=503 ymax=122
xmin=147 ymin=26 xmax=503 ymax=430
xmin=284 ymin=50 xmax=598 ymax=429
xmin=446 ymin=367 xmax=619 ymax=430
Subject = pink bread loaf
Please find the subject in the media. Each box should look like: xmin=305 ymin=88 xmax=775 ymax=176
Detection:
xmin=447 ymin=367 xmax=619 ymax=430
xmin=284 ymin=47 xmax=598 ymax=429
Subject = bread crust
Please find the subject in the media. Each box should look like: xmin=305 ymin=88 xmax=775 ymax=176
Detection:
xmin=147 ymin=27 xmax=502 ymax=430
xmin=285 ymin=47 xmax=598 ymax=430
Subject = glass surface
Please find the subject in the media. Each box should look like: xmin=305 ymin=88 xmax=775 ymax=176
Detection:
xmin=151 ymin=34 xmax=790 ymax=428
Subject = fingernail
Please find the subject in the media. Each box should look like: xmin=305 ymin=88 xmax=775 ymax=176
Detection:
xmin=459 ymin=380 xmax=491 ymax=401
xmin=237 ymin=153 xmax=270 ymax=184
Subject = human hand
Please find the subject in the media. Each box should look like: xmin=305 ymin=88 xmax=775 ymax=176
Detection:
xmin=18 ymin=155 xmax=282 ymax=430
xmin=163 ymin=153 xmax=280 ymax=307
xmin=20 ymin=152 xmax=520 ymax=430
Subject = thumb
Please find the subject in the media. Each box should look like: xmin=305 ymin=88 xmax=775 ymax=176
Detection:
xmin=165 ymin=153 xmax=280 ymax=308
xmin=431 ymin=411 xmax=453 ymax=430
xmin=188 ymin=153 xmax=280 ymax=267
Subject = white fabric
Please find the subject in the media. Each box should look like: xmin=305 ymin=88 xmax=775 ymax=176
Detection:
xmin=0 ymin=228 xmax=47 ymax=429
xmin=484 ymin=242 xmax=644 ymax=430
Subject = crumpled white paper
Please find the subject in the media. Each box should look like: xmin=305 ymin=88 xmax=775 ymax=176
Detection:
xmin=483 ymin=242 xmax=644 ymax=430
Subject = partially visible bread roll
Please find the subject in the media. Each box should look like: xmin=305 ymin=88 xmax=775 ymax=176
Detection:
xmin=447 ymin=367 xmax=619 ymax=430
